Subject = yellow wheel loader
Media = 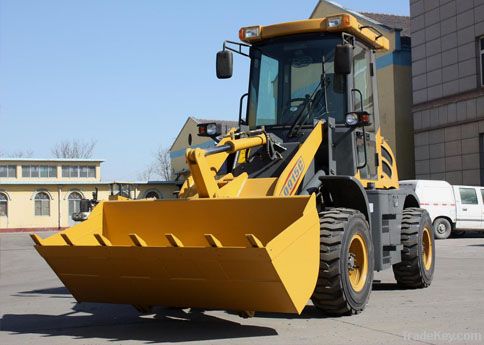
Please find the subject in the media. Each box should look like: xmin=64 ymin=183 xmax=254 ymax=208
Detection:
xmin=31 ymin=14 xmax=435 ymax=317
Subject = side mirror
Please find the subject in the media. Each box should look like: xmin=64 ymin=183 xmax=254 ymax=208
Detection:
xmin=216 ymin=50 xmax=233 ymax=79
xmin=334 ymin=44 xmax=352 ymax=75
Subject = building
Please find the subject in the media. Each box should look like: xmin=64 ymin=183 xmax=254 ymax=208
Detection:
xmin=169 ymin=117 xmax=238 ymax=178
xmin=311 ymin=1 xmax=415 ymax=179
xmin=0 ymin=158 xmax=178 ymax=231
xmin=411 ymin=0 xmax=484 ymax=185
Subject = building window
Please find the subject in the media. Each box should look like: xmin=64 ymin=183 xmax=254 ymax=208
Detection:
xmin=80 ymin=166 xmax=88 ymax=177
xmin=480 ymin=37 xmax=484 ymax=87
xmin=0 ymin=193 xmax=7 ymax=216
xmin=0 ymin=165 xmax=16 ymax=178
xmin=22 ymin=165 xmax=57 ymax=178
xmin=145 ymin=191 xmax=160 ymax=199
xmin=62 ymin=166 xmax=96 ymax=178
xmin=68 ymin=192 xmax=82 ymax=217
xmin=34 ymin=192 xmax=50 ymax=216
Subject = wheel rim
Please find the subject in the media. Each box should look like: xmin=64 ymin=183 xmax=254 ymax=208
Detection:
xmin=437 ymin=223 xmax=447 ymax=234
xmin=347 ymin=233 xmax=368 ymax=292
xmin=422 ymin=227 xmax=433 ymax=270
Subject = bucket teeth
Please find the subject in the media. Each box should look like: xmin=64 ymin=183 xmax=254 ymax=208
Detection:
xmin=245 ymin=234 xmax=264 ymax=248
xmin=129 ymin=233 xmax=147 ymax=247
xmin=61 ymin=233 xmax=74 ymax=246
xmin=204 ymin=234 xmax=223 ymax=248
xmin=94 ymin=234 xmax=112 ymax=246
xmin=165 ymin=233 xmax=184 ymax=247
xmin=30 ymin=234 xmax=44 ymax=246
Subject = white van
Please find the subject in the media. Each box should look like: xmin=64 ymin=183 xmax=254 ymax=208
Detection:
xmin=400 ymin=180 xmax=484 ymax=239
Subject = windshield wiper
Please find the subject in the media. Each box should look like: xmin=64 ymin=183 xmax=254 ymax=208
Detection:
xmin=288 ymin=82 xmax=321 ymax=137
xmin=288 ymin=56 xmax=329 ymax=138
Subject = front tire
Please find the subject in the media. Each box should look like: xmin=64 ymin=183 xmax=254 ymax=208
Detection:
xmin=311 ymin=208 xmax=374 ymax=316
xmin=393 ymin=208 xmax=435 ymax=288
xmin=433 ymin=217 xmax=451 ymax=239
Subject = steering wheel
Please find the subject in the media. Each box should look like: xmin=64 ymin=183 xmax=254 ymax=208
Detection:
xmin=281 ymin=97 xmax=310 ymax=124
xmin=286 ymin=97 xmax=308 ymax=110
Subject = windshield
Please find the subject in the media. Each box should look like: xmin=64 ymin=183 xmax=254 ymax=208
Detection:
xmin=247 ymin=34 xmax=347 ymax=128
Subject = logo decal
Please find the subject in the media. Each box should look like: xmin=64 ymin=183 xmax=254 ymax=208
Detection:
xmin=281 ymin=157 xmax=305 ymax=196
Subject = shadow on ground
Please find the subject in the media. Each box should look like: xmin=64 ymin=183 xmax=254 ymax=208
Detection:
xmin=449 ymin=231 xmax=484 ymax=239
xmin=18 ymin=286 xmax=70 ymax=295
xmin=227 ymin=282 xmax=402 ymax=320
xmin=371 ymin=282 xmax=401 ymax=291
xmin=226 ymin=305 xmax=332 ymax=320
xmin=1 ymin=303 xmax=277 ymax=343
xmin=11 ymin=286 xmax=71 ymax=299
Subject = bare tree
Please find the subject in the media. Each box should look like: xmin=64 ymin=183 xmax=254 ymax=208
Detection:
xmin=138 ymin=146 xmax=174 ymax=181
xmin=51 ymin=139 xmax=97 ymax=159
xmin=0 ymin=149 xmax=33 ymax=158
xmin=154 ymin=147 xmax=173 ymax=181
xmin=137 ymin=163 xmax=157 ymax=181
xmin=10 ymin=150 xmax=34 ymax=158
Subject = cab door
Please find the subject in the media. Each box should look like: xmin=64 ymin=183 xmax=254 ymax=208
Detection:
xmin=456 ymin=187 xmax=481 ymax=229
xmin=352 ymin=43 xmax=378 ymax=181
xmin=355 ymin=131 xmax=377 ymax=180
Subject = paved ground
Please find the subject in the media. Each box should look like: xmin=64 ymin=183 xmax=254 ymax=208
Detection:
xmin=1 ymin=232 xmax=483 ymax=345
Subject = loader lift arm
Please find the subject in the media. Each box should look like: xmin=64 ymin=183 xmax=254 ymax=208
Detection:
xmin=181 ymin=122 xmax=323 ymax=199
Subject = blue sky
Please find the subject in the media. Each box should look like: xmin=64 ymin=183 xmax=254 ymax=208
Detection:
xmin=0 ymin=1 xmax=409 ymax=180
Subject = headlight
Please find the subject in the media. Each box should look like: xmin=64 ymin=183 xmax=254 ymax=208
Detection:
xmin=239 ymin=26 xmax=261 ymax=41
xmin=326 ymin=14 xmax=351 ymax=29
xmin=327 ymin=17 xmax=342 ymax=28
xmin=345 ymin=113 xmax=359 ymax=126
xmin=197 ymin=122 xmax=222 ymax=137
xmin=206 ymin=123 xmax=218 ymax=136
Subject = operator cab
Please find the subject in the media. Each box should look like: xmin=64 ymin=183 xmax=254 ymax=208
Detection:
xmin=215 ymin=14 xmax=390 ymax=185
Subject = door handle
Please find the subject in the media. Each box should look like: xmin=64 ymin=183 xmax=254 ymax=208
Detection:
xmin=462 ymin=208 xmax=467 ymax=211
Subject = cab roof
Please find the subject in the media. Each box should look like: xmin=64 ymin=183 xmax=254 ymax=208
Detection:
xmin=239 ymin=14 xmax=389 ymax=51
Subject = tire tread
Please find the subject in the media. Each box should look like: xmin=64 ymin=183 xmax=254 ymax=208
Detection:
xmin=311 ymin=208 xmax=371 ymax=316
xmin=393 ymin=207 xmax=433 ymax=288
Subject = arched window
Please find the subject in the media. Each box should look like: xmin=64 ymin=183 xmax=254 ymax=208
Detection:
xmin=68 ymin=192 xmax=83 ymax=217
xmin=145 ymin=191 xmax=160 ymax=199
xmin=34 ymin=192 xmax=50 ymax=216
xmin=0 ymin=193 xmax=7 ymax=217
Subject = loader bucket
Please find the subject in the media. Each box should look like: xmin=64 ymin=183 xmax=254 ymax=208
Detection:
xmin=31 ymin=194 xmax=320 ymax=314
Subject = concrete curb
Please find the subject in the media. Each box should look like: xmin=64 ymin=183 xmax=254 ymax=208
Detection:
xmin=0 ymin=228 xmax=64 ymax=233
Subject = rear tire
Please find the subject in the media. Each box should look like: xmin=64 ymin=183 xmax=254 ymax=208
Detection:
xmin=393 ymin=208 xmax=435 ymax=288
xmin=311 ymin=208 xmax=374 ymax=316
xmin=433 ymin=218 xmax=451 ymax=239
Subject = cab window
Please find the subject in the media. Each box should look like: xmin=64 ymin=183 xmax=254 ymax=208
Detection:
xmin=255 ymin=55 xmax=279 ymax=126
xmin=460 ymin=188 xmax=478 ymax=205
xmin=356 ymin=132 xmax=377 ymax=180
xmin=353 ymin=44 xmax=374 ymax=130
